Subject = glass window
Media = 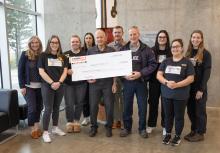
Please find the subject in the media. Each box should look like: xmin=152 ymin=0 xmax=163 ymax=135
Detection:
xmin=6 ymin=0 xmax=36 ymax=11
xmin=6 ymin=8 xmax=37 ymax=103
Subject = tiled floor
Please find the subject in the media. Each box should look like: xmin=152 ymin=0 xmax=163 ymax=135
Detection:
xmin=1 ymin=106 xmax=220 ymax=153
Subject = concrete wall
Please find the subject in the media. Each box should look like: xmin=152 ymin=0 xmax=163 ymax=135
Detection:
xmin=44 ymin=0 xmax=220 ymax=107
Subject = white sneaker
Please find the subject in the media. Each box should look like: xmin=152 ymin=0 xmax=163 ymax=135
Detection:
xmin=42 ymin=131 xmax=51 ymax=143
xmin=81 ymin=117 xmax=90 ymax=126
xmin=146 ymin=127 xmax=154 ymax=134
xmin=97 ymin=119 xmax=107 ymax=125
xmin=52 ymin=127 xmax=66 ymax=136
xmin=163 ymin=128 xmax=166 ymax=136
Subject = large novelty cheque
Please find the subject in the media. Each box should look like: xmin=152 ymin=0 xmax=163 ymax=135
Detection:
xmin=70 ymin=50 xmax=132 ymax=81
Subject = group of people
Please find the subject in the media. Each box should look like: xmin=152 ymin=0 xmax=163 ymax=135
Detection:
xmin=18 ymin=25 xmax=211 ymax=146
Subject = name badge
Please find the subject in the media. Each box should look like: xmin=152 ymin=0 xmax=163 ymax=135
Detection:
xmin=48 ymin=58 xmax=62 ymax=67
xmin=189 ymin=58 xmax=196 ymax=66
xmin=165 ymin=66 xmax=181 ymax=74
xmin=158 ymin=55 xmax=166 ymax=63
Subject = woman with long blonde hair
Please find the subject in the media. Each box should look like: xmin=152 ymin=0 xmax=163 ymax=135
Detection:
xmin=18 ymin=36 xmax=43 ymax=139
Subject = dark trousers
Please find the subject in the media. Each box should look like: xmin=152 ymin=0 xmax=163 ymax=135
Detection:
xmin=64 ymin=83 xmax=87 ymax=122
xmin=162 ymin=97 xmax=187 ymax=136
xmin=148 ymin=78 xmax=165 ymax=127
xmin=24 ymin=87 xmax=43 ymax=126
xmin=123 ymin=80 xmax=148 ymax=132
xmin=89 ymin=82 xmax=114 ymax=129
xmin=41 ymin=83 xmax=64 ymax=131
xmin=187 ymin=90 xmax=207 ymax=134
xmin=83 ymin=83 xmax=90 ymax=118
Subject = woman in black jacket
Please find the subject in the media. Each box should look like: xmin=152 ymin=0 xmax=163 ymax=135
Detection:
xmin=184 ymin=30 xmax=212 ymax=142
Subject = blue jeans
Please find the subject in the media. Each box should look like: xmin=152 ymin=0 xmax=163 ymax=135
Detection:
xmin=123 ymin=80 xmax=148 ymax=131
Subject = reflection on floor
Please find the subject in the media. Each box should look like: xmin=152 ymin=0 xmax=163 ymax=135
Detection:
xmin=0 ymin=107 xmax=220 ymax=153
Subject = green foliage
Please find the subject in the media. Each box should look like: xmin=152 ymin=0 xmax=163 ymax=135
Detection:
xmin=6 ymin=0 xmax=35 ymax=67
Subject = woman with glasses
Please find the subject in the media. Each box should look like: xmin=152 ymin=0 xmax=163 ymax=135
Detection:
xmin=18 ymin=36 xmax=43 ymax=139
xmin=184 ymin=30 xmax=212 ymax=142
xmin=147 ymin=30 xmax=171 ymax=136
xmin=38 ymin=35 xmax=68 ymax=143
xmin=157 ymin=39 xmax=194 ymax=146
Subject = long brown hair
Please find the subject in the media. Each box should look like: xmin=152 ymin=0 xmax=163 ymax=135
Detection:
xmin=45 ymin=35 xmax=63 ymax=57
xmin=186 ymin=30 xmax=205 ymax=63
xmin=26 ymin=36 xmax=42 ymax=60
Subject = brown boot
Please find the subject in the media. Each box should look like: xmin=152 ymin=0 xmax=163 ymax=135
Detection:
xmin=36 ymin=129 xmax=42 ymax=137
xmin=31 ymin=130 xmax=39 ymax=139
xmin=184 ymin=131 xmax=196 ymax=141
xmin=66 ymin=122 xmax=74 ymax=133
xmin=116 ymin=121 xmax=122 ymax=129
xmin=112 ymin=122 xmax=117 ymax=129
xmin=188 ymin=133 xmax=204 ymax=142
xmin=73 ymin=122 xmax=81 ymax=133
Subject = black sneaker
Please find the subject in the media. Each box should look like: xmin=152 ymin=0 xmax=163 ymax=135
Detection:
xmin=89 ymin=128 xmax=97 ymax=137
xmin=106 ymin=129 xmax=112 ymax=137
xmin=184 ymin=131 xmax=196 ymax=141
xmin=162 ymin=134 xmax=171 ymax=145
xmin=171 ymin=135 xmax=181 ymax=146
xmin=120 ymin=129 xmax=131 ymax=137
xmin=139 ymin=130 xmax=148 ymax=138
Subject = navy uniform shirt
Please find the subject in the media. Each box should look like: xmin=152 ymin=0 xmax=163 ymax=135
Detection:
xmin=159 ymin=57 xmax=195 ymax=100
xmin=38 ymin=52 xmax=68 ymax=84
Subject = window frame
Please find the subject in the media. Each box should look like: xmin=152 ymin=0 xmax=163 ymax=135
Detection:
xmin=0 ymin=0 xmax=43 ymax=89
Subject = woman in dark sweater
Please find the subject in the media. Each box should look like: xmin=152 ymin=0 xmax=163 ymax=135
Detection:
xmin=184 ymin=30 xmax=212 ymax=142
xmin=147 ymin=30 xmax=171 ymax=135
xmin=81 ymin=32 xmax=96 ymax=126
xmin=18 ymin=36 xmax=43 ymax=139
xmin=63 ymin=35 xmax=87 ymax=133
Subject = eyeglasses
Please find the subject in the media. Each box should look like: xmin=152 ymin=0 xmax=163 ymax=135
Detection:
xmin=50 ymin=41 xmax=59 ymax=45
xmin=158 ymin=36 xmax=167 ymax=39
xmin=171 ymin=45 xmax=181 ymax=49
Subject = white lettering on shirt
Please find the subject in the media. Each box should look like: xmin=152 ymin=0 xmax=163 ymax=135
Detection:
xmin=133 ymin=56 xmax=139 ymax=61
xmin=165 ymin=65 xmax=181 ymax=75
xmin=158 ymin=55 xmax=166 ymax=63
xmin=48 ymin=58 xmax=62 ymax=67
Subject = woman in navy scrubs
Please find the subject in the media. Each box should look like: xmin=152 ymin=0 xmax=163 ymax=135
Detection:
xmin=157 ymin=39 xmax=194 ymax=146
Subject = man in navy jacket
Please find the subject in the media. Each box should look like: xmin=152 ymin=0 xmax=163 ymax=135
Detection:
xmin=120 ymin=26 xmax=157 ymax=138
